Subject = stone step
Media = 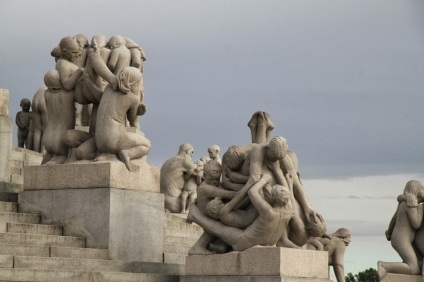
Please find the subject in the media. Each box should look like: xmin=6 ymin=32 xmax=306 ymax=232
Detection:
xmin=164 ymin=235 xmax=199 ymax=246
xmin=9 ymin=160 xmax=24 ymax=168
xmin=0 ymin=268 xmax=179 ymax=282
xmin=10 ymin=174 xmax=23 ymax=185
xmin=50 ymin=246 xmax=109 ymax=260
xmin=0 ymin=255 xmax=14 ymax=268
xmin=0 ymin=212 xmax=40 ymax=224
xmin=164 ymin=253 xmax=187 ymax=265
xmin=9 ymin=150 xmax=25 ymax=162
xmin=165 ymin=219 xmax=203 ymax=232
xmin=0 ymin=233 xmax=85 ymax=247
xmin=0 ymin=201 xmax=17 ymax=212
xmin=0 ymin=183 xmax=22 ymax=193
xmin=165 ymin=226 xmax=203 ymax=239
xmin=165 ymin=213 xmax=189 ymax=222
xmin=0 ymin=243 xmax=49 ymax=257
xmin=14 ymin=256 xmax=132 ymax=273
xmin=164 ymin=243 xmax=191 ymax=254
xmin=10 ymin=166 xmax=21 ymax=176
xmin=5 ymin=222 xmax=62 ymax=235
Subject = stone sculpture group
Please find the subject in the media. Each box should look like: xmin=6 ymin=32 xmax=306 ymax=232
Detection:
xmin=19 ymin=34 xmax=150 ymax=171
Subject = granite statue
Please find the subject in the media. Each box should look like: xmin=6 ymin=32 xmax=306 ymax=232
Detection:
xmin=207 ymin=144 xmax=221 ymax=164
xmin=181 ymin=160 xmax=204 ymax=214
xmin=247 ymin=111 xmax=274 ymax=144
xmin=378 ymin=180 xmax=424 ymax=279
xmin=16 ymin=98 xmax=33 ymax=149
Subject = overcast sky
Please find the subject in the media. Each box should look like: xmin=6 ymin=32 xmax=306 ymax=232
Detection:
xmin=1 ymin=0 xmax=424 ymax=276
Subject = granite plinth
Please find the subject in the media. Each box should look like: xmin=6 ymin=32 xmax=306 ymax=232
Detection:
xmin=182 ymin=276 xmax=330 ymax=282
xmin=0 ymin=89 xmax=9 ymax=116
xmin=381 ymin=273 xmax=421 ymax=282
xmin=0 ymin=116 xmax=12 ymax=183
xmin=18 ymin=188 xmax=164 ymax=262
xmin=24 ymin=160 xmax=160 ymax=192
xmin=185 ymin=247 xmax=328 ymax=278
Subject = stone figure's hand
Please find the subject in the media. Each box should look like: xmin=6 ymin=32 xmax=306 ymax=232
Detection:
xmin=306 ymin=208 xmax=324 ymax=224
xmin=285 ymin=173 xmax=293 ymax=188
xmin=267 ymin=160 xmax=280 ymax=172
xmin=137 ymin=103 xmax=147 ymax=116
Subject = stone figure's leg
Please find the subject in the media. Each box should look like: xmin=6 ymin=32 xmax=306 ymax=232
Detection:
xmin=181 ymin=191 xmax=189 ymax=214
xmin=188 ymin=232 xmax=216 ymax=255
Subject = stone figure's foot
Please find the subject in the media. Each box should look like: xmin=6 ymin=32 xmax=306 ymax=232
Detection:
xmin=209 ymin=241 xmax=230 ymax=254
xmin=118 ymin=151 xmax=140 ymax=172
xmin=377 ymin=261 xmax=386 ymax=279
xmin=188 ymin=245 xmax=215 ymax=255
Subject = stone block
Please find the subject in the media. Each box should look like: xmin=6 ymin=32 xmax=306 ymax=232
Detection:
xmin=0 ymin=255 xmax=13 ymax=268
xmin=92 ymin=272 xmax=180 ymax=282
xmin=7 ymin=222 xmax=62 ymax=235
xmin=186 ymin=247 xmax=328 ymax=278
xmin=19 ymin=188 xmax=164 ymax=262
xmin=0 ymin=233 xmax=85 ymax=247
xmin=165 ymin=226 xmax=203 ymax=238
xmin=164 ymin=253 xmax=186 ymax=264
xmin=10 ymin=174 xmax=23 ymax=185
xmin=0 ymin=116 xmax=13 ymax=183
xmin=10 ymin=166 xmax=21 ymax=175
xmin=381 ymin=273 xmax=421 ymax=282
xmin=50 ymin=246 xmax=109 ymax=260
xmin=181 ymin=276 xmax=330 ymax=282
xmin=0 ymin=211 xmax=39 ymax=224
xmin=10 ymin=150 xmax=25 ymax=161
xmin=0 ymin=201 xmax=17 ymax=212
xmin=164 ymin=235 xmax=199 ymax=246
xmin=0 ymin=89 xmax=9 ymax=116
xmin=24 ymin=161 xmax=159 ymax=192
xmin=133 ymin=261 xmax=185 ymax=276
xmin=164 ymin=243 xmax=191 ymax=254
xmin=0 ymin=268 xmax=93 ymax=281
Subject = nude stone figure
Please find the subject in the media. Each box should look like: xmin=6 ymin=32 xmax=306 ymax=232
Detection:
xmin=55 ymin=37 xmax=83 ymax=94
xmin=188 ymin=174 xmax=297 ymax=252
xmin=181 ymin=160 xmax=204 ymax=214
xmin=379 ymin=180 xmax=424 ymax=279
xmin=160 ymin=144 xmax=198 ymax=213
xmin=108 ymin=35 xmax=131 ymax=75
xmin=94 ymin=66 xmax=151 ymax=171
xmin=247 ymin=111 xmax=274 ymax=144
xmin=16 ymin=98 xmax=33 ymax=149
xmin=31 ymin=85 xmax=48 ymax=153
xmin=42 ymin=70 xmax=75 ymax=165
xmin=208 ymin=144 xmax=221 ymax=164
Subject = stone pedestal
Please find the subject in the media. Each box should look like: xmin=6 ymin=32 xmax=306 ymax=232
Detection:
xmin=183 ymin=247 xmax=330 ymax=282
xmin=0 ymin=89 xmax=12 ymax=184
xmin=19 ymin=161 xmax=164 ymax=263
xmin=381 ymin=273 xmax=421 ymax=282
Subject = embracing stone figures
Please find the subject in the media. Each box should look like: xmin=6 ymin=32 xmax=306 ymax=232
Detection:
xmin=160 ymin=111 xmax=326 ymax=254
xmin=32 ymin=34 xmax=149 ymax=170
xmin=378 ymin=180 xmax=424 ymax=279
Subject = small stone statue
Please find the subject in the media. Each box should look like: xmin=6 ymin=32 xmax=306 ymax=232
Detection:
xmin=181 ymin=160 xmax=204 ymax=214
xmin=378 ymin=180 xmax=424 ymax=279
xmin=207 ymin=144 xmax=221 ymax=164
xmin=16 ymin=98 xmax=33 ymax=149
xmin=160 ymin=143 xmax=198 ymax=213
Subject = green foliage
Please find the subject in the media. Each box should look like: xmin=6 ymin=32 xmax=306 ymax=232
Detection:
xmin=345 ymin=268 xmax=379 ymax=282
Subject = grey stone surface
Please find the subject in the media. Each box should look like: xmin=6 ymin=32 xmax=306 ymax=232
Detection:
xmin=92 ymin=272 xmax=179 ymax=282
xmin=19 ymin=188 xmax=164 ymax=262
xmin=182 ymin=276 xmax=330 ymax=282
xmin=132 ymin=261 xmax=185 ymax=276
xmin=50 ymin=246 xmax=109 ymax=260
xmin=7 ymin=222 xmax=62 ymax=235
xmin=0 ymin=255 xmax=13 ymax=268
xmin=0 ymin=268 xmax=93 ymax=281
xmin=0 ymin=211 xmax=40 ymax=224
xmin=0 ymin=89 xmax=9 ymax=116
xmin=186 ymin=247 xmax=328 ymax=278
xmin=24 ymin=161 xmax=159 ymax=192
xmin=0 ymin=233 xmax=85 ymax=247
xmin=0 ymin=116 xmax=13 ymax=184
xmin=381 ymin=273 xmax=421 ymax=282
xmin=0 ymin=243 xmax=49 ymax=257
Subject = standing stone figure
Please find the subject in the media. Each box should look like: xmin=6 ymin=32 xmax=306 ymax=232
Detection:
xmin=160 ymin=144 xmax=198 ymax=213
xmin=181 ymin=160 xmax=204 ymax=214
xmin=16 ymin=98 xmax=33 ymax=149
xmin=378 ymin=180 xmax=424 ymax=279
xmin=207 ymin=144 xmax=221 ymax=164
xmin=31 ymin=85 xmax=48 ymax=153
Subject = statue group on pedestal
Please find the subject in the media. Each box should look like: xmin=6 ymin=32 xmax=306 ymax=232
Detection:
xmin=19 ymin=34 xmax=150 ymax=171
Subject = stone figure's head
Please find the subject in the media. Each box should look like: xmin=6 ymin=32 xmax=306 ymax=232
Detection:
xmin=205 ymin=197 xmax=224 ymax=220
xmin=208 ymin=145 xmax=220 ymax=159
xmin=117 ymin=67 xmax=142 ymax=95
xmin=403 ymin=180 xmax=424 ymax=206
xmin=195 ymin=160 xmax=204 ymax=173
xmin=332 ymin=228 xmax=351 ymax=246
xmin=108 ymin=35 xmax=125 ymax=49
xmin=91 ymin=34 xmax=108 ymax=51
xmin=222 ymin=145 xmax=246 ymax=171
xmin=20 ymin=98 xmax=31 ymax=112
xmin=59 ymin=37 xmax=80 ymax=63
xmin=306 ymin=216 xmax=326 ymax=237
xmin=267 ymin=136 xmax=288 ymax=162
xmin=266 ymin=184 xmax=290 ymax=207
xmin=178 ymin=143 xmax=194 ymax=159
xmin=44 ymin=70 xmax=62 ymax=92
xmin=203 ymin=160 xmax=221 ymax=187
xmin=200 ymin=156 xmax=211 ymax=164
xmin=73 ymin=34 xmax=89 ymax=54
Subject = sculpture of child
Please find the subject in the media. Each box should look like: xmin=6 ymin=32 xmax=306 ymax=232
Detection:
xmin=16 ymin=98 xmax=33 ymax=149
xmin=181 ymin=160 xmax=204 ymax=214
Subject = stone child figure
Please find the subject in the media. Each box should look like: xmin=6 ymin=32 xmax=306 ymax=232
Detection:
xmin=42 ymin=70 xmax=75 ymax=165
xmin=181 ymin=160 xmax=204 ymax=214
xmin=16 ymin=98 xmax=33 ymax=149
xmin=208 ymin=144 xmax=222 ymax=164
xmin=94 ymin=66 xmax=151 ymax=172
xmin=160 ymin=144 xmax=198 ymax=213
xmin=379 ymin=180 xmax=424 ymax=279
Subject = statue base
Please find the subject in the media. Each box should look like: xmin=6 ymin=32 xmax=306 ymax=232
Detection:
xmin=381 ymin=273 xmax=421 ymax=282
xmin=184 ymin=247 xmax=330 ymax=281
xmin=19 ymin=161 xmax=164 ymax=263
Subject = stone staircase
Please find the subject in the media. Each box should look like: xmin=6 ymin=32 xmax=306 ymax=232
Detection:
xmin=0 ymin=201 xmax=180 ymax=281
xmin=163 ymin=213 xmax=203 ymax=265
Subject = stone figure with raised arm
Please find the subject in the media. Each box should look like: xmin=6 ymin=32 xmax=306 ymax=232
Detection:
xmin=188 ymin=172 xmax=298 ymax=252
xmin=181 ymin=160 xmax=204 ymax=214
xmin=378 ymin=180 xmax=424 ymax=279
xmin=160 ymin=143 xmax=198 ymax=213
xmin=31 ymin=85 xmax=48 ymax=153
xmin=94 ymin=66 xmax=151 ymax=172
xmin=42 ymin=70 xmax=75 ymax=165
xmin=208 ymin=144 xmax=221 ymax=164
xmin=16 ymin=98 xmax=33 ymax=149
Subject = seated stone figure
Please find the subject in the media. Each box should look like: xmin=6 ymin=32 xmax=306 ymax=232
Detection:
xmin=94 ymin=66 xmax=151 ymax=172
xmin=42 ymin=70 xmax=75 ymax=165
xmin=188 ymin=173 xmax=298 ymax=252
xmin=160 ymin=143 xmax=198 ymax=213
xmin=378 ymin=180 xmax=424 ymax=279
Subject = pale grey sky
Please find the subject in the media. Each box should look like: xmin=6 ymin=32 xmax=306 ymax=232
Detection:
xmin=1 ymin=0 xmax=424 ymax=276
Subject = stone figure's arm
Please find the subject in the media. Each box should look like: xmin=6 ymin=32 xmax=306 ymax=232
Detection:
xmin=203 ymin=185 xmax=237 ymax=199
xmin=248 ymin=148 xmax=264 ymax=183
xmin=386 ymin=204 xmax=399 ymax=241
xmin=247 ymin=174 xmax=274 ymax=217
xmin=406 ymin=203 xmax=424 ymax=230
xmin=15 ymin=113 xmax=25 ymax=129
xmin=183 ymin=160 xmax=197 ymax=181
xmin=127 ymin=100 xmax=139 ymax=128
xmin=89 ymin=53 xmax=116 ymax=86
xmin=108 ymin=50 xmax=119 ymax=72
xmin=57 ymin=61 xmax=83 ymax=91
xmin=268 ymin=160 xmax=288 ymax=187
xmin=332 ymin=244 xmax=346 ymax=282
xmin=226 ymin=168 xmax=249 ymax=184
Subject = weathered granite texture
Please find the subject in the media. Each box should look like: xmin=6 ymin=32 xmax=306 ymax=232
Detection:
xmin=185 ymin=247 xmax=328 ymax=278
